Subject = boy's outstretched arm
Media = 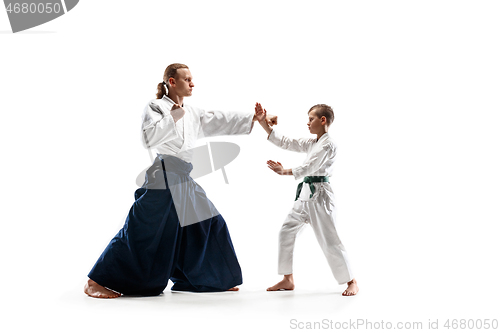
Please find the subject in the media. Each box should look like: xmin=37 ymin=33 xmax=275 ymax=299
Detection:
xmin=267 ymin=160 xmax=293 ymax=176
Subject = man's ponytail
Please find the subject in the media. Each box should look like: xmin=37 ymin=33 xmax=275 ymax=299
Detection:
xmin=156 ymin=81 xmax=167 ymax=99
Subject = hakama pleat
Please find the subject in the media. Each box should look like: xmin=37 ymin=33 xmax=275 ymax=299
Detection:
xmin=88 ymin=155 xmax=242 ymax=295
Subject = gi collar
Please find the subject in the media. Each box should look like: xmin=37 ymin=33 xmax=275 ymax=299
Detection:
xmin=316 ymin=132 xmax=330 ymax=143
xmin=162 ymin=95 xmax=184 ymax=107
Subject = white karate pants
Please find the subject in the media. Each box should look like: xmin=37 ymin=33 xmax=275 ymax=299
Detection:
xmin=278 ymin=182 xmax=354 ymax=284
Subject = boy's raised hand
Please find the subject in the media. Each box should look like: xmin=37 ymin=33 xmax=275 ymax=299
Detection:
xmin=267 ymin=113 xmax=278 ymax=126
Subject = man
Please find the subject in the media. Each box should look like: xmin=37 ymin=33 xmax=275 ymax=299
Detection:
xmin=84 ymin=63 xmax=277 ymax=298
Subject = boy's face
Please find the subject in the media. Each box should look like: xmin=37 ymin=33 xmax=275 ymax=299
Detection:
xmin=307 ymin=109 xmax=324 ymax=134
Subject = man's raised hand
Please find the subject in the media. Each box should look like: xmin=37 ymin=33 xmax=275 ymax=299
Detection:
xmin=255 ymin=102 xmax=278 ymax=127
xmin=255 ymin=102 xmax=267 ymax=123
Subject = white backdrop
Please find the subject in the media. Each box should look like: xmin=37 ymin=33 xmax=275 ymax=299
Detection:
xmin=1 ymin=1 xmax=499 ymax=332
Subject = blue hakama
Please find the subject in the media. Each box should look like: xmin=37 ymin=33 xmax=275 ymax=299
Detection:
xmin=88 ymin=155 xmax=242 ymax=295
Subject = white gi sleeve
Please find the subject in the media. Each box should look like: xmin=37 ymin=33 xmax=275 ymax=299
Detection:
xmin=267 ymin=129 xmax=316 ymax=153
xmin=291 ymin=143 xmax=335 ymax=180
xmin=141 ymin=101 xmax=180 ymax=149
xmin=198 ymin=109 xmax=254 ymax=138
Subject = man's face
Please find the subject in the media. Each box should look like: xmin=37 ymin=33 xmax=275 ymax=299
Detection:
xmin=307 ymin=109 xmax=324 ymax=134
xmin=171 ymin=68 xmax=194 ymax=97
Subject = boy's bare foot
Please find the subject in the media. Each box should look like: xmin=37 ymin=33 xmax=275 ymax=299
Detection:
xmin=267 ymin=274 xmax=295 ymax=291
xmin=227 ymin=287 xmax=239 ymax=291
xmin=342 ymin=278 xmax=358 ymax=296
xmin=84 ymin=279 xmax=122 ymax=298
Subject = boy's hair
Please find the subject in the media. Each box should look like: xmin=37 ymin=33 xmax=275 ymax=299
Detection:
xmin=309 ymin=104 xmax=334 ymax=126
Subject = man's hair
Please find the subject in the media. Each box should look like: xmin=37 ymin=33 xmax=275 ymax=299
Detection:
xmin=156 ymin=63 xmax=189 ymax=99
xmin=308 ymin=104 xmax=334 ymax=125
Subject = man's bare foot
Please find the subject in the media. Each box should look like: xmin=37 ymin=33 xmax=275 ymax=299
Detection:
xmin=267 ymin=274 xmax=294 ymax=291
xmin=227 ymin=287 xmax=239 ymax=291
xmin=342 ymin=278 xmax=358 ymax=296
xmin=84 ymin=279 xmax=121 ymax=298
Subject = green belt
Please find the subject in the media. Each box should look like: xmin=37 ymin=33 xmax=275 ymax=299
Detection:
xmin=295 ymin=176 xmax=329 ymax=201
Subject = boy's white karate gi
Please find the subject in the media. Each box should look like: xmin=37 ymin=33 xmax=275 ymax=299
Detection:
xmin=268 ymin=129 xmax=354 ymax=284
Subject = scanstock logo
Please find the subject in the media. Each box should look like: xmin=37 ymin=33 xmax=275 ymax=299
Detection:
xmin=136 ymin=142 xmax=241 ymax=187
xmin=3 ymin=0 xmax=79 ymax=33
